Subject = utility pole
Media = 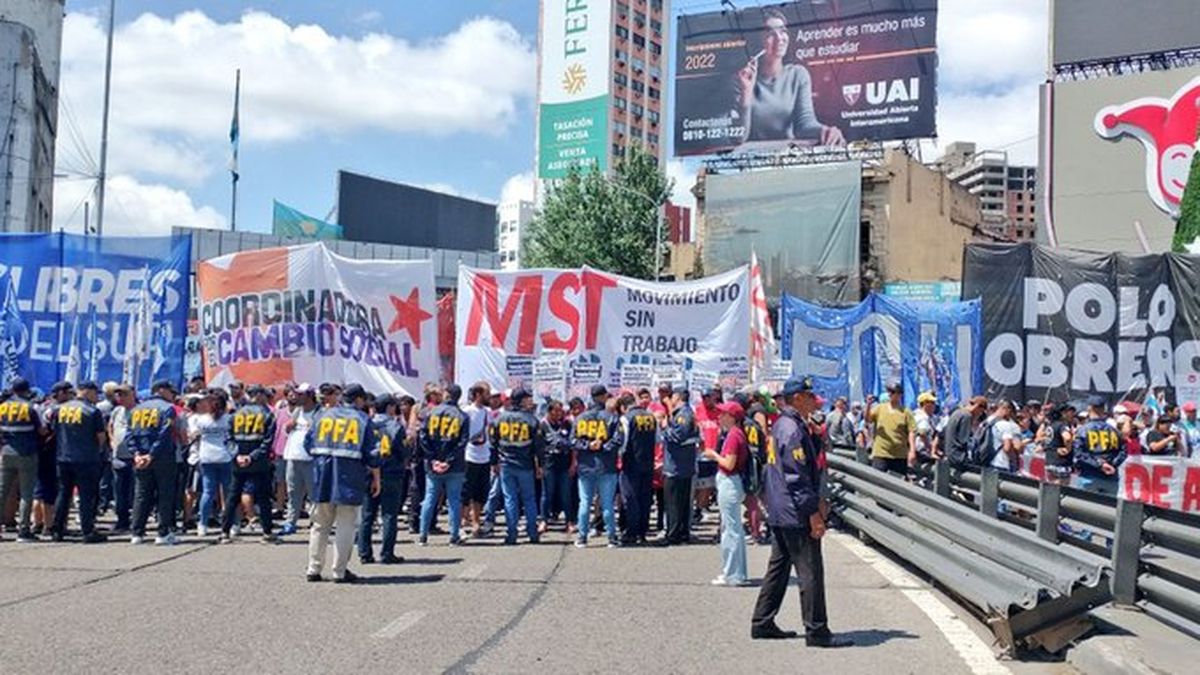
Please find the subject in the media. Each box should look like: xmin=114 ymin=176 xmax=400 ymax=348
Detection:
xmin=229 ymin=69 xmax=240 ymax=232
xmin=95 ymin=0 xmax=116 ymax=236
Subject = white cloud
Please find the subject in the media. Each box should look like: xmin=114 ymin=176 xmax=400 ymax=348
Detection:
xmin=61 ymin=10 xmax=536 ymax=146
xmin=499 ymin=171 xmax=534 ymax=204
xmin=934 ymin=85 xmax=1041 ymax=166
xmin=665 ymin=159 xmax=698 ymax=213
xmin=53 ymin=175 xmax=226 ymax=235
xmin=354 ymin=10 xmax=383 ymax=27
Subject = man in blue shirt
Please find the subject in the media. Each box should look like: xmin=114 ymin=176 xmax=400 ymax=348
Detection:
xmin=417 ymin=384 xmax=469 ymax=546
xmin=127 ymin=379 xmax=182 ymax=545
xmin=1072 ymin=395 xmax=1125 ymax=497
xmin=490 ymin=388 xmax=544 ymax=546
xmin=0 ymin=378 xmax=47 ymax=542
xmin=358 ymin=394 xmax=407 ymax=565
xmin=49 ymin=381 xmax=108 ymax=543
xmin=306 ymin=384 xmax=380 ymax=583
xmin=571 ymin=385 xmax=623 ymax=549
xmin=751 ymin=377 xmax=851 ymax=648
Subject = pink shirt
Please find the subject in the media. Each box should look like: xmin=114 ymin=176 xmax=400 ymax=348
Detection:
xmin=719 ymin=425 xmax=748 ymax=476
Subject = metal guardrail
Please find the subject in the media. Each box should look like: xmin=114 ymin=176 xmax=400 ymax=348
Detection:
xmin=828 ymin=449 xmax=1200 ymax=651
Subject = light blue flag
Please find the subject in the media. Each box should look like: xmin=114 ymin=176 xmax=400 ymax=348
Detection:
xmin=272 ymin=200 xmax=343 ymax=240
xmin=0 ymin=279 xmax=27 ymax=388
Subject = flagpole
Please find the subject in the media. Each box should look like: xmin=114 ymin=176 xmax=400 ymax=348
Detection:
xmin=230 ymin=68 xmax=240 ymax=232
xmin=95 ymin=0 xmax=116 ymax=237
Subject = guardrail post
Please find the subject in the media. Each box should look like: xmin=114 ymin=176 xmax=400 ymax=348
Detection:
xmin=855 ymin=445 xmax=870 ymax=465
xmin=979 ymin=468 xmax=999 ymax=517
xmin=1036 ymin=482 xmax=1061 ymax=543
xmin=1111 ymin=498 xmax=1144 ymax=607
xmin=933 ymin=460 xmax=951 ymax=498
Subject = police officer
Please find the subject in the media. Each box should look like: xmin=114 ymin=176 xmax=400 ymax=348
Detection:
xmin=1072 ymin=395 xmax=1125 ymax=497
xmin=490 ymin=388 xmax=544 ymax=545
xmin=35 ymin=381 xmax=74 ymax=538
xmin=417 ymin=384 xmax=469 ymax=546
xmin=128 ymin=379 xmax=182 ymax=545
xmin=221 ymin=385 xmax=276 ymax=543
xmin=751 ymin=377 xmax=851 ymax=648
xmin=359 ymin=394 xmax=407 ymax=564
xmin=306 ymin=384 xmax=380 ymax=583
xmin=619 ymin=393 xmax=657 ymax=546
xmin=0 ymin=378 xmax=47 ymax=542
xmin=659 ymin=385 xmax=699 ymax=546
xmin=49 ymin=381 xmax=108 ymax=543
xmin=571 ymin=384 xmax=623 ymax=548
xmin=538 ymin=399 xmax=576 ymax=534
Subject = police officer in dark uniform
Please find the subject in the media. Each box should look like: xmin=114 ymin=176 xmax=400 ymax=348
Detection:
xmin=538 ymin=399 xmax=576 ymax=534
xmin=418 ymin=384 xmax=469 ymax=546
xmin=619 ymin=393 xmax=657 ymax=545
xmin=221 ymin=385 xmax=276 ymax=543
xmin=36 ymin=381 xmax=74 ymax=537
xmin=659 ymin=385 xmax=699 ymax=546
xmin=49 ymin=381 xmax=108 ymax=543
xmin=305 ymin=384 xmax=380 ymax=583
xmin=751 ymin=377 xmax=851 ymax=648
xmin=128 ymin=379 xmax=181 ymax=545
xmin=571 ymin=384 xmax=624 ymax=548
xmin=490 ymin=388 xmax=544 ymax=545
xmin=1072 ymin=395 xmax=1125 ymax=497
xmin=0 ymin=378 xmax=46 ymax=542
xmin=359 ymin=394 xmax=407 ymax=564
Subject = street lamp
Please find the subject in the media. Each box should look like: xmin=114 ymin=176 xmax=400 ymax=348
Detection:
xmin=603 ymin=179 xmax=666 ymax=281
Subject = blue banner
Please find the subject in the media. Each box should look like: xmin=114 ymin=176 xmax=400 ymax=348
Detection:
xmin=779 ymin=292 xmax=983 ymax=409
xmin=0 ymin=233 xmax=191 ymax=392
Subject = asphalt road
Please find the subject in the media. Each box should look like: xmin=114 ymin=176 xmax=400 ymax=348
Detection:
xmin=0 ymin=516 xmax=1072 ymax=674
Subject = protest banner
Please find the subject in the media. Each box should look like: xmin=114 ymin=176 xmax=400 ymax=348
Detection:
xmin=779 ymin=292 xmax=982 ymax=408
xmin=0 ymin=233 xmax=190 ymax=390
xmin=456 ymin=265 xmax=751 ymax=391
xmin=196 ymin=242 xmax=437 ymax=397
xmin=619 ymin=363 xmax=654 ymax=390
xmin=532 ymin=349 xmax=566 ymax=402
xmin=1119 ymin=455 xmax=1200 ymax=513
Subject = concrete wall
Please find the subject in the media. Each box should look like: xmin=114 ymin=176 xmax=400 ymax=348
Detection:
xmin=0 ymin=0 xmax=63 ymax=90
xmin=0 ymin=21 xmax=57 ymax=233
xmin=863 ymin=150 xmax=981 ymax=289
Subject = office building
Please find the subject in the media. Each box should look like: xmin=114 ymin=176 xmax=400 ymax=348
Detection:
xmin=497 ymin=198 xmax=535 ymax=270
xmin=940 ymin=141 xmax=1037 ymax=242
xmin=535 ymin=0 xmax=668 ymax=189
xmin=0 ymin=0 xmax=64 ymax=233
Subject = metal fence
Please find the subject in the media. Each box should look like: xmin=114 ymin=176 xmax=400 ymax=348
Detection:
xmin=827 ymin=450 xmax=1200 ymax=654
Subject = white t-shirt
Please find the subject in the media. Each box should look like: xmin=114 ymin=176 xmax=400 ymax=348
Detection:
xmin=283 ymin=408 xmax=314 ymax=462
xmin=990 ymin=418 xmax=1021 ymax=470
xmin=110 ymin=406 xmax=131 ymax=459
xmin=463 ymin=403 xmax=491 ymax=465
xmin=192 ymin=413 xmax=233 ymax=465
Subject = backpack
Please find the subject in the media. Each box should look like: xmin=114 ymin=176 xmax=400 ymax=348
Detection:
xmin=968 ymin=420 xmax=998 ymax=468
xmin=741 ymin=420 xmax=765 ymax=494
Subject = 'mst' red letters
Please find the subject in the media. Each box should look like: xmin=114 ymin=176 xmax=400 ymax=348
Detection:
xmin=465 ymin=274 xmax=543 ymax=354
xmin=464 ymin=270 xmax=618 ymax=355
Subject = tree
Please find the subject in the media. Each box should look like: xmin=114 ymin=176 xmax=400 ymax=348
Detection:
xmin=1173 ymin=124 xmax=1200 ymax=253
xmin=523 ymin=145 xmax=672 ymax=279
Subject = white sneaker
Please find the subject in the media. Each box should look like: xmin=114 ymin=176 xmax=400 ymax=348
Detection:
xmin=711 ymin=576 xmax=728 ymax=586
xmin=154 ymin=533 xmax=178 ymax=546
xmin=231 ymin=524 xmax=242 ymax=536
xmin=574 ymin=539 xmax=587 ymax=549
xmin=197 ymin=525 xmax=208 ymax=537
xmin=130 ymin=536 xmax=144 ymax=545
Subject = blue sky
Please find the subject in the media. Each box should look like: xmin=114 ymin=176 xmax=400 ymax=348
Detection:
xmin=53 ymin=1 xmax=1047 ymax=236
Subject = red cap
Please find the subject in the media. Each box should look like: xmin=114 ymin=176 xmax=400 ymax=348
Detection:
xmin=1184 ymin=401 xmax=1197 ymax=412
xmin=716 ymin=401 xmax=745 ymax=420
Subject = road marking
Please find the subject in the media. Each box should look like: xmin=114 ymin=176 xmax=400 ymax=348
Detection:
xmin=833 ymin=532 xmax=1011 ymax=675
xmin=372 ymin=610 xmax=427 ymax=640
xmin=457 ymin=563 xmax=487 ymax=580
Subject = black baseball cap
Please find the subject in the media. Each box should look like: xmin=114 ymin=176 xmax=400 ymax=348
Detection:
xmin=672 ymin=385 xmax=690 ymax=397
xmin=151 ymin=379 xmax=177 ymax=393
xmin=780 ymin=377 xmax=814 ymax=397
xmin=247 ymin=384 xmax=269 ymax=397
xmin=591 ymin=384 xmax=608 ymax=398
xmin=1087 ymin=394 xmax=1107 ymax=409
xmin=10 ymin=377 xmax=31 ymax=394
xmin=511 ymin=387 xmax=532 ymax=403
xmin=50 ymin=380 xmax=73 ymax=394
xmin=77 ymin=381 xmax=99 ymax=392
xmin=375 ymin=393 xmax=395 ymax=410
xmin=343 ymin=384 xmax=367 ymax=401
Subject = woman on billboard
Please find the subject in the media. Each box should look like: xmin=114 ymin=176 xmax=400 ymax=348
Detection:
xmin=735 ymin=9 xmax=845 ymax=147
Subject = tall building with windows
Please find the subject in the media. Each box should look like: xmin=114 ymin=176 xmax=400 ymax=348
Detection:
xmin=535 ymin=0 xmax=668 ymax=191
xmin=497 ymin=198 xmax=535 ymax=270
xmin=939 ymin=141 xmax=1037 ymax=242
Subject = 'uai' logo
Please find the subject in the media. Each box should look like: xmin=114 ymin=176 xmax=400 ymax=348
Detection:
xmin=1094 ymin=76 xmax=1200 ymax=217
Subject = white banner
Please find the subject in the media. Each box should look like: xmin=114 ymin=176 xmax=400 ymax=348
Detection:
xmin=197 ymin=242 xmax=438 ymax=397
xmin=1119 ymin=455 xmax=1200 ymax=514
xmin=456 ymin=266 xmax=751 ymax=392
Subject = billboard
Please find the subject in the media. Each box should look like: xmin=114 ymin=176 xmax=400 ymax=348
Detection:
xmin=703 ymin=163 xmax=861 ymax=304
xmin=1052 ymin=0 xmax=1200 ymax=67
xmin=961 ymin=243 xmax=1200 ymax=406
xmin=536 ymin=0 xmax=612 ymax=179
xmin=337 ymin=171 xmax=496 ymax=252
xmin=1047 ymin=67 xmax=1200 ymax=252
xmin=197 ymin=242 xmax=438 ymax=397
xmin=673 ymin=0 xmax=937 ymax=157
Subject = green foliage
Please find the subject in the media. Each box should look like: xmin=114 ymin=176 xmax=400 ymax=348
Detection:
xmin=1173 ymin=127 xmax=1200 ymax=253
xmin=523 ymin=145 xmax=672 ymax=279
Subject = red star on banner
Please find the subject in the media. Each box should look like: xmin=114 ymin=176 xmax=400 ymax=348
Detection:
xmin=388 ymin=288 xmax=433 ymax=348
